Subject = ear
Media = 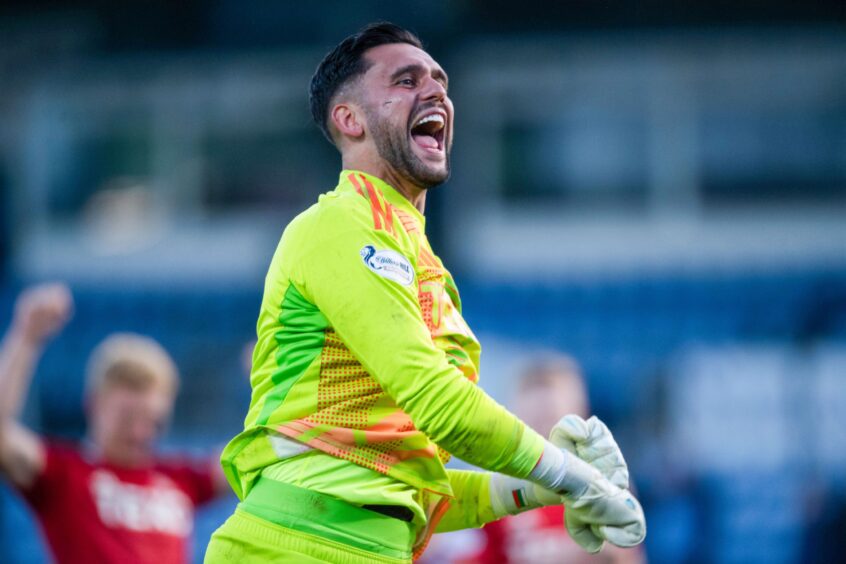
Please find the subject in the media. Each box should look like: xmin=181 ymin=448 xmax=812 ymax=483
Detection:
xmin=330 ymin=103 xmax=364 ymax=140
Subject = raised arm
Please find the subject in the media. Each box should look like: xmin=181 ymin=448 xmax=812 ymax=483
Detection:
xmin=294 ymin=205 xmax=644 ymax=550
xmin=0 ymin=283 xmax=73 ymax=489
xmin=292 ymin=205 xmax=544 ymax=479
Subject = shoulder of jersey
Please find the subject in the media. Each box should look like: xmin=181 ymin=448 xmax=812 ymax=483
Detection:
xmin=316 ymin=188 xmax=373 ymax=225
xmin=282 ymin=188 xmax=374 ymax=244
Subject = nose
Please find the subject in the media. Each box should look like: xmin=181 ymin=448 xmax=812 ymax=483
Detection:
xmin=128 ymin=415 xmax=156 ymax=443
xmin=421 ymin=74 xmax=446 ymax=102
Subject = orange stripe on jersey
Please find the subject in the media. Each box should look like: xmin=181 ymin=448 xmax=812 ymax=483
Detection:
xmin=362 ymin=176 xmax=396 ymax=237
xmin=352 ymin=174 xmax=397 ymax=238
xmin=418 ymin=247 xmax=440 ymax=268
xmin=417 ymin=236 xmax=441 ymax=268
xmin=413 ymin=497 xmax=452 ymax=561
xmin=368 ymin=409 xmax=414 ymax=432
xmin=347 ymin=172 xmax=366 ymax=198
xmin=393 ymin=208 xmax=420 ymax=235
xmin=385 ymin=444 xmax=438 ymax=462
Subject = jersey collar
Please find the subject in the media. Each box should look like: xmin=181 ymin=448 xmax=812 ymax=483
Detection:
xmin=339 ymin=170 xmax=426 ymax=229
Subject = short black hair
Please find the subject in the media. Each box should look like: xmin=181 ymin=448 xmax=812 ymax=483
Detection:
xmin=309 ymin=22 xmax=423 ymax=143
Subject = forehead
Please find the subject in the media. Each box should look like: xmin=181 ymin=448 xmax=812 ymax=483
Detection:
xmin=362 ymin=42 xmax=444 ymax=79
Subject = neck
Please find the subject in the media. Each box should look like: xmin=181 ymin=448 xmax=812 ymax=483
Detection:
xmin=343 ymin=156 xmax=427 ymax=214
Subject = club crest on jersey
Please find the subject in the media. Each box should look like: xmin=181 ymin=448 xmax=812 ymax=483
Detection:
xmin=360 ymin=245 xmax=414 ymax=286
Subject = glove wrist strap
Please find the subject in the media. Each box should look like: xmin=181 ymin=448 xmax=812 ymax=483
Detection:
xmin=529 ymin=441 xmax=601 ymax=496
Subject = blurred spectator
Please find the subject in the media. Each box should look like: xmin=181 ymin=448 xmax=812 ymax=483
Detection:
xmin=0 ymin=283 xmax=230 ymax=564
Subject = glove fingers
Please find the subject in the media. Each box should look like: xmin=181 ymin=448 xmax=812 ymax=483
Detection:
xmin=570 ymin=527 xmax=605 ymax=554
xmin=606 ymin=469 xmax=629 ymax=490
xmin=588 ymin=451 xmax=630 ymax=488
xmin=598 ymin=492 xmax=646 ymax=547
xmin=583 ymin=417 xmax=620 ymax=458
xmin=597 ymin=523 xmax=647 ymax=548
xmin=565 ymin=512 xmax=604 ymax=554
xmin=580 ymin=417 xmax=630 ymax=488
xmin=554 ymin=436 xmax=579 ymax=455
xmin=550 ymin=414 xmax=590 ymax=452
xmin=586 ymin=415 xmax=612 ymax=440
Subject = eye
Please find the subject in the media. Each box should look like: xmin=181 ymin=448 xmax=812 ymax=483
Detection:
xmin=397 ymin=77 xmax=416 ymax=87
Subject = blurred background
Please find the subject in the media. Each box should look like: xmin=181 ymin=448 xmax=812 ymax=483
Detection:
xmin=1 ymin=1 xmax=845 ymax=562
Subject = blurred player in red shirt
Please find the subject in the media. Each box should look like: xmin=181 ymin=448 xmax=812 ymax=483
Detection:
xmin=472 ymin=356 xmax=646 ymax=564
xmin=0 ymin=283 xmax=230 ymax=564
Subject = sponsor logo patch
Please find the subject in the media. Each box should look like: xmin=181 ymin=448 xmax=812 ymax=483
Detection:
xmin=360 ymin=245 xmax=414 ymax=286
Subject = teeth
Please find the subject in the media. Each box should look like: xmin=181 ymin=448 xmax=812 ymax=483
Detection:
xmin=414 ymin=114 xmax=445 ymax=128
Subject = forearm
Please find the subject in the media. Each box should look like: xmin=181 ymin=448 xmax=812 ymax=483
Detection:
xmin=436 ymin=468 xmax=567 ymax=534
xmin=0 ymin=326 xmax=47 ymax=489
xmin=0 ymin=283 xmax=68 ymax=488
xmin=435 ymin=470 xmax=497 ymax=533
xmin=390 ymin=356 xmax=545 ymax=478
xmin=326 ymin=278 xmax=546 ymax=475
xmin=0 ymin=325 xmax=42 ymax=422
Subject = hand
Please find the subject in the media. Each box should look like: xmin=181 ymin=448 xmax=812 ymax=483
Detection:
xmin=12 ymin=283 xmax=74 ymax=344
xmin=550 ymin=414 xmax=629 ymax=489
xmin=559 ymin=459 xmax=645 ymax=553
xmin=549 ymin=414 xmax=646 ymax=552
xmin=488 ymin=464 xmax=643 ymax=552
xmin=530 ymin=439 xmax=645 ymax=553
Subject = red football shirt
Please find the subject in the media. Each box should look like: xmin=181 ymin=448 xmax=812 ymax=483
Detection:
xmin=475 ymin=506 xmax=596 ymax=564
xmin=21 ymin=441 xmax=216 ymax=564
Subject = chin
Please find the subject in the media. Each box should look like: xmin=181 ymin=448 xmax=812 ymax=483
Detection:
xmin=410 ymin=157 xmax=450 ymax=188
xmin=427 ymin=165 xmax=450 ymax=187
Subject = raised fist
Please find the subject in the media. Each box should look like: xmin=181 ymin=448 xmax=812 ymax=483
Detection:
xmin=13 ymin=283 xmax=74 ymax=344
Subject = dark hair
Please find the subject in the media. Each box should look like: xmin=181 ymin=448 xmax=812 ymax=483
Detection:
xmin=309 ymin=22 xmax=423 ymax=143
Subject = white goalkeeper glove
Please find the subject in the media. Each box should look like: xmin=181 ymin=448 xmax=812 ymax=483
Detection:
xmin=529 ymin=441 xmax=646 ymax=553
xmin=550 ymin=414 xmax=630 ymax=489
xmin=487 ymin=414 xmax=632 ymax=516
xmin=550 ymin=414 xmax=639 ymax=552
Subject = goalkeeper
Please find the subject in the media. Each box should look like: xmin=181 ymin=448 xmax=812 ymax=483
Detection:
xmin=206 ymin=22 xmax=645 ymax=563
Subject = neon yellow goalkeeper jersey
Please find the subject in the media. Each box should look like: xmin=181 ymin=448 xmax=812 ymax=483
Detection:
xmin=221 ymin=170 xmax=544 ymax=505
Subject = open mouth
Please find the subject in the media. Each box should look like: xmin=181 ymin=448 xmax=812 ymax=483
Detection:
xmin=410 ymin=112 xmax=446 ymax=154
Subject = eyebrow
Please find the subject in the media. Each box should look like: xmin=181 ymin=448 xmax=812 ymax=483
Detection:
xmin=390 ymin=63 xmax=449 ymax=88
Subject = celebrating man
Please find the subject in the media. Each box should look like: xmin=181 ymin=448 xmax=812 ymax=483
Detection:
xmin=206 ymin=22 xmax=645 ymax=563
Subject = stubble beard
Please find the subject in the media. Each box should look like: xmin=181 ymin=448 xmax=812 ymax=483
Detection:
xmin=366 ymin=106 xmax=450 ymax=190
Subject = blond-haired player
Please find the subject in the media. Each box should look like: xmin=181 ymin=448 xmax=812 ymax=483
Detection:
xmin=0 ymin=283 xmax=229 ymax=564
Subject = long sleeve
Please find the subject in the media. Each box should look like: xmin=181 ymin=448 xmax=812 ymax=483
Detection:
xmin=435 ymin=470 xmax=499 ymax=533
xmin=291 ymin=198 xmax=544 ymax=480
xmin=221 ymin=172 xmax=546 ymax=502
